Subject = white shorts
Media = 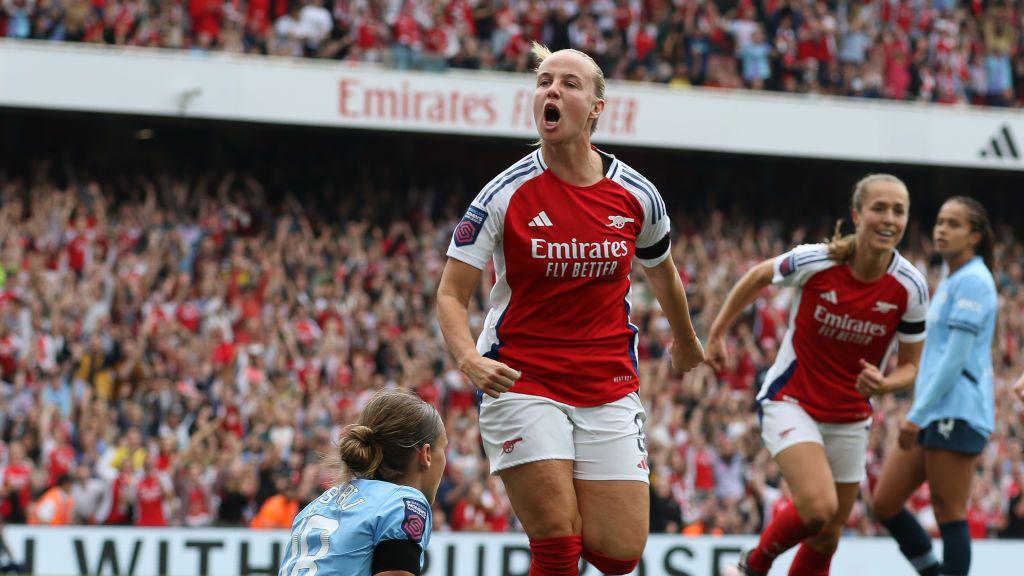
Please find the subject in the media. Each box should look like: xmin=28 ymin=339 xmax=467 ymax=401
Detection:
xmin=759 ymin=400 xmax=871 ymax=484
xmin=479 ymin=391 xmax=649 ymax=483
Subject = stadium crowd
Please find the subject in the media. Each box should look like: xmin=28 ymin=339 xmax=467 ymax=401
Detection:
xmin=0 ymin=163 xmax=1022 ymax=540
xmin=2 ymin=0 xmax=1024 ymax=106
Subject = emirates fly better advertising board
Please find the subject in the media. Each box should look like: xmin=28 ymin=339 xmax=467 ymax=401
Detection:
xmin=2 ymin=40 xmax=1024 ymax=171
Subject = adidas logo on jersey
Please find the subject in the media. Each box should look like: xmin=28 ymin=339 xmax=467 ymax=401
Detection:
xmin=528 ymin=211 xmax=554 ymax=227
xmin=820 ymin=290 xmax=839 ymax=304
xmin=872 ymin=300 xmax=898 ymax=314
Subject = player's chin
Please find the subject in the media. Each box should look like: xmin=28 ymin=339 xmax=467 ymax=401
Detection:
xmin=868 ymin=235 xmax=899 ymax=252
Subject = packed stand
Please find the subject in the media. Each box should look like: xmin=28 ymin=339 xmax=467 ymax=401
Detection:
xmin=0 ymin=165 xmax=1022 ymax=538
xmin=2 ymin=0 xmax=1024 ymax=106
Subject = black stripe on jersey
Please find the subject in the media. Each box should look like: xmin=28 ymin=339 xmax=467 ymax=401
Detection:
xmin=962 ymin=369 xmax=979 ymax=384
xmin=620 ymin=173 xmax=660 ymax=224
xmin=534 ymin=149 xmax=547 ymax=171
xmin=624 ymin=167 xmax=667 ymax=219
xmin=482 ymin=165 xmax=537 ymax=206
xmin=475 ymin=157 xmax=533 ymax=205
xmin=794 ymin=256 xmax=831 ymax=269
xmin=636 ymin=233 xmax=671 ymax=261
xmin=608 ymin=160 xmax=621 ymax=180
xmin=796 ymin=249 xmax=829 ymax=264
xmin=622 ymin=166 xmax=666 ymax=221
xmin=897 ymin=320 xmax=926 ymax=335
xmin=897 ymin=268 xmax=927 ymax=306
xmin=373 ymin=540 xmax=422 ymax=575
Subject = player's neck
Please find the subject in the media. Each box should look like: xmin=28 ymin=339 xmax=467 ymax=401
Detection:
xmin=541 ymin=140 xmax=603 ymax=187
xmin=945 ymin=250 xmax=975 ymax=275
xmin=849 ymin=247 xmax=893 ymax=282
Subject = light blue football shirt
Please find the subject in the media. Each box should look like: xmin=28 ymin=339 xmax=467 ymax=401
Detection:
xmin=279 ymin=479 xmax=432 ymax=576
xmin=908 ymin=256 xmax=997 ymax=436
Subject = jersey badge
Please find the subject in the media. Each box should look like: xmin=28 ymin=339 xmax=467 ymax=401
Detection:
xmin=937 ymin=419 xmax=955 ymax=440
xmin=454 ymin=206 xmax=488 ymax=247
xmin=402 ymin=498 xmax=428 ymax=542
xmin=501 ymin=437 xmax=524 ymax=454
xmin=872 ymin=300 xmax=898 ymax=314
xmin=779 ymin=254 xmax=797 ymax=277
xmin=605 ymin=215 xmax=635 ymax=229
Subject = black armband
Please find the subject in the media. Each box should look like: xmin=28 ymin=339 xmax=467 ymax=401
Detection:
xmin=636 ymin=233 xmax=671 ymax=261
xmin=897 ymin=320 xmax=926 ymax=335
xmin=372 ymin=539 xmax=422 ymax=575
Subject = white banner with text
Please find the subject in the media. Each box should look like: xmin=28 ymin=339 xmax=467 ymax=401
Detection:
xmin=4 ymin=526 xmax=1022 ymax=575
xmin=2 ymin=40 xmax=1024 ymax=171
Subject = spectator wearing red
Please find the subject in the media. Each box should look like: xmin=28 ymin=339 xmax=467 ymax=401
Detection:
xmin=135 ymin=456 xmax=172 ymax=527
xmin=1 ymin=442 xmax=34 ymax=524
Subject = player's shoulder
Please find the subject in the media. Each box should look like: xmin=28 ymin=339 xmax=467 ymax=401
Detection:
xmin=362 ymin=480 xmax=430 ymax=543
xmin=952 ymin=259 xmax=997 ymax=298
xmin=888 ymin=252 xmax=928 ymax=305
xmin=473 ymin=150 xmax=546 ymax=208
xmin=787 ymin=242 xmax=831 ymax=259
xmin=607 ymin=155 xmax=656 ymax=192
xmin=777 ymin=243 xmax=834 ymax=278
xmin=356 ymin=479 xmax=427 ymax=511
xmin=606 ymin=155 xmax=666 ymax=223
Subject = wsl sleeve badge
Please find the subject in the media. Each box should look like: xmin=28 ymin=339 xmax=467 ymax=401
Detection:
xmin=454 ymin=205 xmax=488 ymax=247
xmin=779 ymin=253 xmax=797 ymax=278
xmin=401 ymin=498 xmax=428 ymax=542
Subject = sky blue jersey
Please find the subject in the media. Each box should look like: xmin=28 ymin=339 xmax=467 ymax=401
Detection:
xmin=907 ymin=256 xmax=997 ymax=436
xmin=279 ymin=479 xmax=432 ymax=576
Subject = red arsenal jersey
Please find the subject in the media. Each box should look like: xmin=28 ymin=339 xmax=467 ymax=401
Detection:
xmin=757 ymin=244 xmax=929 ymax=423
xmin=135 ymin=474 xmax=170 ymax=526
xmin=447 ymin=149 xmax=671 ymax=406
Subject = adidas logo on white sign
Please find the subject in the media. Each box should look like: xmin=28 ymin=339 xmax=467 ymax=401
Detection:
xmin=979 ymin=124 xmax=1021 ymax=161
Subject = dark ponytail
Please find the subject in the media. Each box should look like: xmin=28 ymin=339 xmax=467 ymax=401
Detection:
xmin=946 ymin=196 xmax=995 ymax=270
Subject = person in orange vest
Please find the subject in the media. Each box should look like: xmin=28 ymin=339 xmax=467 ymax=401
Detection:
xmin=28 ymin=474 xmax=75 ymax=526
xmin=250 ymin=477 xmax=299 ymax=529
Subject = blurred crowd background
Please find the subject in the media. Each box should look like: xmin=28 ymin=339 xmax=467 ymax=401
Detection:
xmin=3 ymin=0 xmax=1024 ymax=106
xmin=0 ymin=141 xmax=1021 ymax=539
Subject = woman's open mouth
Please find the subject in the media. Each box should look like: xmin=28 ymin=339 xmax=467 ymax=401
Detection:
xmin=543 ymin=103 xmax=561 ymax=128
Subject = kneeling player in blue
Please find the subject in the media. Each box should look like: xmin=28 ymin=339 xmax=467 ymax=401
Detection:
xmin=279 ymin=390 xmax=447 ymax=576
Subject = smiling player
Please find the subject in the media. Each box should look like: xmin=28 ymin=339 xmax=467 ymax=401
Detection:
xmin=436 ymin=42 xmax=704 ymax=575
xmin=707 ymin=174 xmax=928 ymax=575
